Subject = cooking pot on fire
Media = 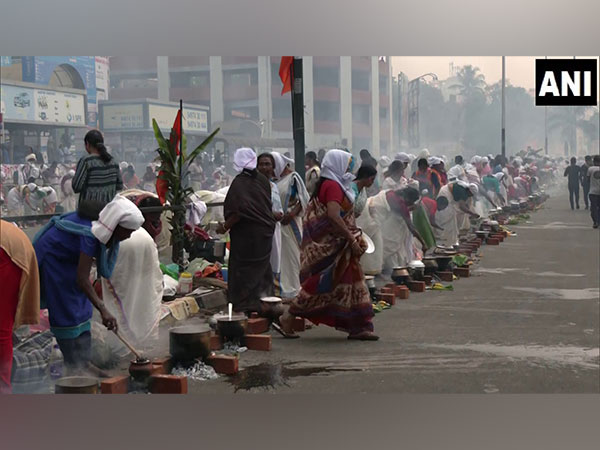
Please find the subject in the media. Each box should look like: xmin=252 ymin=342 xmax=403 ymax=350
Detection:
xmin=214 ymin=313 xmax=248 ymax=343
xmin=169 ymin=324 xmax=212 ymax=362
xmin=54 ymin=376 xmax=98 ymax=394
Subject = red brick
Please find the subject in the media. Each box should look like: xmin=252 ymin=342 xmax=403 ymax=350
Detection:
xmin=395 ymin=286 xmax=410 ymax=300
xmin=437 ymin=271 xmax=454 ymax=282
xmin=407 ymin=281 xmax=425 ymax=293
xmin=385 ymin=283 xmax=396 ymax=290
xmin=423 ymin=275 xmax=433 ymax=285
xmin=247 ymin=317 xmax=270 ymax=334
xmin=244 ymin=334 xmax=272 ymax=351
xmin=453 ymin=267 xmax=470 ymax=278
xmin=293 ymin=317 xmax=306 ymax=332
xmin=101 ymin=375 xmax=129 ymax=394
xmin=206 ymin=354 xmax=239 ymax=375
xmin=210 ymin=334 xmax=223 ymax=350
xmin=380 ymin=287 xmax=393 ymax=295
xmin=249 ymin=312 xmax=259 ymax=318
xmin=486 ymin=238 xmax=500 ymax=245
xmin=149 ymin=375 xmax=188 ymax=394
xmin=151 ymin=357 xmax=172 ymax=374
xmin=379 ymin=292 xmax=395 ymax=306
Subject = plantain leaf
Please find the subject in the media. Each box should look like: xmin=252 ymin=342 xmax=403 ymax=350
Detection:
xmin=187 ymin=128 xmax=220 ymax=165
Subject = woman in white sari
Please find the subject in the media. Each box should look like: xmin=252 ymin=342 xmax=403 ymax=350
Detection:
xmin=257 ymin=153 xmax=284 ymax=287
xmin=435 ymin=181 xmax=479 ymax=247
xmin=271 ymin=152 xmax=310 ymax=299
xmin=368 ymin=187 xmax=427 ymax=274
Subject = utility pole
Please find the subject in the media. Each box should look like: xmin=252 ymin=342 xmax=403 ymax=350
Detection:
xmin=501 ymin=56 xmax=506 ymax=158
xmin=544 ymin=56 xmax=548 ymax=155
xmin=291 ymin=57 xmax=305 ymax=180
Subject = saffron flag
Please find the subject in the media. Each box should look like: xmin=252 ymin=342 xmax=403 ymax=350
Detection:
xmin=156 ymin=170 xmax=168 ymax=205
xmin=279 ymin=56 xmax=293 ymax=95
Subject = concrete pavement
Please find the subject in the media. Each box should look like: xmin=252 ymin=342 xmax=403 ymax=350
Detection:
xmin=189 ymin=190 xmax=599 ymax=393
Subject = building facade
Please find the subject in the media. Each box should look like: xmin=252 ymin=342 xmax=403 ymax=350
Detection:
xmin=109 ymin=56 xmax=395 ymax=157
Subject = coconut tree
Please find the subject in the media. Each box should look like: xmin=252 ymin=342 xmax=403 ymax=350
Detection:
xmin=450 ymin=65 xmax=487 ymax=102
xmin=153 ymin=118 xmax=219 ymax=266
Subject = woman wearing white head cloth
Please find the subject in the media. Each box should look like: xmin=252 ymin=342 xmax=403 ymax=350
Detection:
xmin=33 ymin=195 xmax=144 ymax=373
xmin=271 ymin=151 xmax=310 ymax=299
xmin=279 ymin=149 xmax=378 ymax=340
xmin=60 ymin=169 xmax=78 ymax=212
xmin=434 ymin=180 xmax=479 ymax=247
xmin=220 ymin=148 xmax=277 ymax=314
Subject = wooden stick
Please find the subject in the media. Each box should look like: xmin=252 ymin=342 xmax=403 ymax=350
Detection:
xmin=112 ymin=330 xmax=142 ymax=360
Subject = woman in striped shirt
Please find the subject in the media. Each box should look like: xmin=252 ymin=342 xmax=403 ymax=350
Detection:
xmin=73 ymin=130 xmax=123 ymax=213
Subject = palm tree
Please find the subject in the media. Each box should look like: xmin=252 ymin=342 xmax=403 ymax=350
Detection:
xmin=450 ymin=65 xmax=487 ymax=102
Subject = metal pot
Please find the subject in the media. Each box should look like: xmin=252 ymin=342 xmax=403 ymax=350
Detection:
xmin=365 ymin=276 xmax=377 ymax=300
xmin=54 ymin=376 xmax=98 ymax=394
xmin=422 ymin=258 xmax=439 ymax=275
xmin=391 ymin=267 xmax=410 ymax=285
xmin=169 ymin=325 xmax=212 ymax=362
xmin=475 ymin=230 xmax=489 ymax=239
xmin=408 ymin=261 xmax=426 ymax=281
xmin=215 ymin=313 xmax=248 ymax=342
xmin=435 ymin=256 xmax=453 ymax=272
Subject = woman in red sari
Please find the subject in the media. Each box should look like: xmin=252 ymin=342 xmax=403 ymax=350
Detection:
xmin=280 ymin=150 xmax=378 ymax=340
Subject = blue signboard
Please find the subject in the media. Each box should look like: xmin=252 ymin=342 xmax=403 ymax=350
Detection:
xmin=0 ymin=56 xmax=11 ymax=66
xmin=21 ymin=56 xmax=97 ymax=125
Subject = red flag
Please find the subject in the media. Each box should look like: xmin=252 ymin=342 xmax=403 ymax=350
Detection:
xmin=170 ymin=109 xmax=182 ymax=155
xmin=156 ymin=170 xmax=168 ymax=205
xmin=279 ymin=56 xmax=293 ymax=95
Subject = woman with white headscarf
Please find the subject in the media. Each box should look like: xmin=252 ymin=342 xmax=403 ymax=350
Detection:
xmin=271 ymin=151 xmax=310 ymax=299
xmin=220 ymin=148 xmax=276 ymax=314
xmin=434 ymin=181 xmax=479 ymax=247
xmin=33 ymin=195 xmax=144 ymax=373
xmin=61 ymin=169 xmax=78 ymax=212
xmin=279 ymin=149 xmax=378 ymax=340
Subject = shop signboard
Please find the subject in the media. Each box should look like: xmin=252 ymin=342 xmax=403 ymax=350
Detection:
xmin=101 ymin=103 xmax=145 ymax=130
xmin=1 ymin=56 xmax=11 ymax=66
xmin=0 ymin=84 xmax=36 ymax=122
xmin=148 ymin=103 xmax=208 ymax=133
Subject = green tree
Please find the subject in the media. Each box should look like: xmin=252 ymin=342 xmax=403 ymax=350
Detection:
xmin=548 ymin=106 xmax=593 ymax=155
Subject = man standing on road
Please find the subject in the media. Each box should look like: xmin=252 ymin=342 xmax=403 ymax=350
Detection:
xmin=580 ymin=155 xmax=592 ymax=210
xmin=564 ymin=157 xmax=581 ymax=210
xmin=587 ymin=155 xmax=600 ymax=229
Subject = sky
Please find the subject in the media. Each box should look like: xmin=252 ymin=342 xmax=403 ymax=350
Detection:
xmin=391 ymin=56 xmax=600 ymax=93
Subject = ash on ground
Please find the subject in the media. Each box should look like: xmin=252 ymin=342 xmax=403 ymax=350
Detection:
xmin=221 ymin=341 xmax=248 ymax=355
xmin=172 ymin=361 xmax=219 ymax=381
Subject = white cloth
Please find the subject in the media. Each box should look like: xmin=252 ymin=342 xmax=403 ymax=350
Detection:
xmin=91 ymin=195 xmax=145 ymax=244
xmin=305 ymin=165 xmax=321 ymax=195
xmin=395 ymin=152 xmax=411 ymax=163
xmin=270 ymin=181 xmax=283 ymax=275
xmin=276 ymin=172 xmax=309 ymax=299
xmin=379 ymin=156 xmax=392 ymax=168
xmin=382 ymin=176 xmax=406 ymax=191
xmin=320 ymin=149 xmax=356 ymax=203
xmin=588 ymin=166 xmax=600 ymax=195
xmin=358 ymin=192 xmax=384 ymax=274
xmin=185 ymin=194 xmax=208 ymax=226
xmin=447 ymin=165 xmax=466 ymax=181
xmin=233 ymin=147 xmax=257 ymax=173
xmin=271 ymin=151 xmax=295 ymax=179
xmin=6 ymin=187 xmax=23 ymax=216
xmin=101 ymin=227 xmax=163 ymax=351
xmin=119 ymin=161 xmax=128 ymax=170
xmin=428 ymin=156 xmax=442 ymax=166
xmin=61 ymin=178 xmax=77 ymax=212
xmin=435 ymin=184 xmax=459 ymax=246
xmin=39 ymin=186 xmax=57 ymax=205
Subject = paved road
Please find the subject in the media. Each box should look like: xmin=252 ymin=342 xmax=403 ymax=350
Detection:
xmin=190 ymin=190 xmax=599 ymax=393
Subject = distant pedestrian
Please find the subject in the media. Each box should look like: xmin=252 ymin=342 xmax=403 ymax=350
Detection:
xmin=587 ymin=155 xmax=600 ymax=228
xmin=563 ymin=157 xmax=581 ymax=210
xmin=580 ymin=155 xmax=592 ymax=210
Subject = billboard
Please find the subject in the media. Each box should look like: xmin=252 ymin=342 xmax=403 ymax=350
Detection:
xmin=0 ymin=84 xmax=86 ymax=126
xmin=101 ymin=103 xmax=145 ymax=130
xmin=1 ymin=56 xmax=11 ymax=66
xmin=21 ymin=56 xmax=97 ymax=126
xmin=148 ymin=103 xmax=209 ymax=133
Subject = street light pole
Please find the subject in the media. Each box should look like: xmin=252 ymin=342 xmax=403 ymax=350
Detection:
xmin=544 ymin=56 xmax=548 ymax=156
xmin=501 ymin=56 xmax=506 ymax=159
xmin=408 ymin=73 xmax=437 ymax=149
xmin=291 ymin=57 xmax=305 ymax=180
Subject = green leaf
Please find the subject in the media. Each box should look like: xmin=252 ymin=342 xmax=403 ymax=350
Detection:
xmin=153 ymin=119 xmax=169 ymax=150
xmin=187 ymin=128 xmax=220 ymax=165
